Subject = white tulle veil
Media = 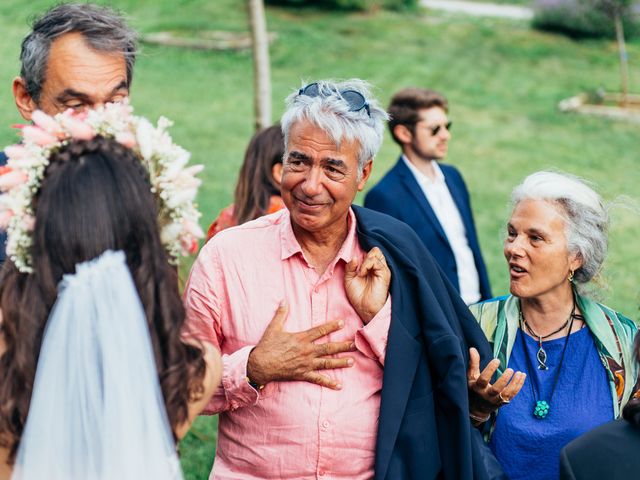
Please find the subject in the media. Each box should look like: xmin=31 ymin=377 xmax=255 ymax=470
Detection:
xmin=12 ymin=250 xmax=182 ymax=480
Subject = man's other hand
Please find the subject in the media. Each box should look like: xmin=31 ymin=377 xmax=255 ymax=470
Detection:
xmin=344 ymin=247 xmax=391 ymax=324
xmin=246 ymin=303 xmax=356 ymax=390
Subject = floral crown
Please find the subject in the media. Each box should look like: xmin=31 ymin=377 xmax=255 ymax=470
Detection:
xmin=0 ymin=101 xmax=204 ymax=273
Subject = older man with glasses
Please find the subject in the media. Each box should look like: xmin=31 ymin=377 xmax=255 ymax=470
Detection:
xmin=184 ymin=79 xmax=512 ymax=480
xmin=365 ymin=87 xmax=492 ymax=305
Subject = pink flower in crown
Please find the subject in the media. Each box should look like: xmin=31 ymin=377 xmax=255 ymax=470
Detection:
xmin=183 ymin=218 xmax=204 ymax=239
xmin=60 ymin=114 xmax=94 ymax=141
xmin=22 ymin=126 xmax=58 ymax=147
xmin=115 ymin=131 xmax=137 ymax=149
xmin=31 ymin=111 xmax=64 ymax=137
xmin=74 ymin=110 xmax=89 ymax=120
xmin=22 ymin=214 xmax=36 ymax=232
xmin=61 ymin=108 xmax=89 ymax=122
xmin=165 ymin=188 xmax=198 ymax=209
xmin=161 ymin=222 xmax=181 ymax=246
xmin=179 ymin=219 xmax=204 ymax=255
xmin=0 ymin=209 xmax=13 ymax=229
xmin=173 ymin=165 xmax=204 ymax=190
xmin=135 ymin=118 xmax=155 ymax=160
xmin=180 ymin=233 xmax=199 ymax=255
xmin=4 ymin=145 xmax=28 ymax=161
xmin=0 ymin=168 xmax=29 ymax=191
xmin=188 ymin=238 xmax=199 ymax=255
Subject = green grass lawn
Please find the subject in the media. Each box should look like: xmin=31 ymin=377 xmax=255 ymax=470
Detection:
xmin=1 ymin=1 xmax=639 ymax=478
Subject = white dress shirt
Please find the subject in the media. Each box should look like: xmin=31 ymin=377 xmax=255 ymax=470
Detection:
xmin=402 ymin=155 xmax=481 ymax=304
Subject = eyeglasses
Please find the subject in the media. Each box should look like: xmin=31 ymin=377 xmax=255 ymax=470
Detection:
xmin=298 ymin=82 xmax=371 ymax=118
xmin=424 ymin=121 xmax=452 ymax=136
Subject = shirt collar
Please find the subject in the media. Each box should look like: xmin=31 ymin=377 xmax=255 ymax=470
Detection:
xmin=279 ymin=207 xmax=358 ymax=268
xmin=402 ymin=154 xmax=445 ymax=185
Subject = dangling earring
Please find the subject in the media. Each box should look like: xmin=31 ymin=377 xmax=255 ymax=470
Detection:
xmin=568 ymin=270 xmax=574 ymax=282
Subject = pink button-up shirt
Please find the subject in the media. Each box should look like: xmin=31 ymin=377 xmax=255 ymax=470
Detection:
xmin=184 ymin=208 xmax=391 ymax=480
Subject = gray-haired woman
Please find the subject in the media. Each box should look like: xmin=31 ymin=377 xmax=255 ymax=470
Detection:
xmin=469 ymin=171 xmax=638 ymax=480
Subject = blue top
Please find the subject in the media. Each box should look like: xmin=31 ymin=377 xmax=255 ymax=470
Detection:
xmin=489 ymin=327 xmax=613 ymax=480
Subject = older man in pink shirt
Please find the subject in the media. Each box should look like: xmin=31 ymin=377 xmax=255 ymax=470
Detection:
xmin=185 ymin=80 xmax=520 ymax=480
xmin=185 ymin=79 xmax=391 ymax=479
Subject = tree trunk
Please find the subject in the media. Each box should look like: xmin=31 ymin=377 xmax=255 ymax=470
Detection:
xmin=613 ymin=9 xmax=629 ymax=106
xmin=247 ymin=0 xmax=272 ymax=130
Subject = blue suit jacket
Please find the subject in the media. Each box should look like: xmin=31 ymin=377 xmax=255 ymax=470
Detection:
xmin=364 ymin=157 xmax=492 ymax=301
xmin=353 ymin=206 xmax=502 ymax=479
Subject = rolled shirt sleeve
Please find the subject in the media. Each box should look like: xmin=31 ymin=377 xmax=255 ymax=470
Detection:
xmin=354 ymin=296 xmax=391 ymax=366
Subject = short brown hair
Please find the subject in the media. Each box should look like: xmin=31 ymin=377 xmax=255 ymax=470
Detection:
xmin=387 ymin=88 xmax=448 ymax=145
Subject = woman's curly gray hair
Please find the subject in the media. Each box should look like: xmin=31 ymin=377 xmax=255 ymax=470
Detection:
xmin=511 ymin=171 xmax=609 ymax=285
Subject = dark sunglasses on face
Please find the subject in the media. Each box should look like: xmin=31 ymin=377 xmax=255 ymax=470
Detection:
xmin=425 ymin=121 xmax=452 ymax=136
xmin=298 ymin=82 xmax=371 ymax=118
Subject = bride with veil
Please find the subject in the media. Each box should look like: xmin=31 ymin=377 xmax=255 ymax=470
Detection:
xmin=0 ymin=104 xmax=222 ymax=479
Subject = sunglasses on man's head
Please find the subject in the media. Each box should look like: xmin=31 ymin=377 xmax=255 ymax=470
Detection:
xmin=298 ymin=82 xmax=371 ymax=118
xmin=425 ymin=121 xmax=452 ymax=136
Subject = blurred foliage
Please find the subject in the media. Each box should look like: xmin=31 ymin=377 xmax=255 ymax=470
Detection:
xmin=265 ymin=0 xmax=418 ymax=12
xmin=533 ymin=0 xmax=640 ymax=38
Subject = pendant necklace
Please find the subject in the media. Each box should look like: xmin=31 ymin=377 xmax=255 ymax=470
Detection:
xmin=518 ymin=295 xmax=578 ymax=419
xmin=520 ymin=304 xmax=575 ymax=370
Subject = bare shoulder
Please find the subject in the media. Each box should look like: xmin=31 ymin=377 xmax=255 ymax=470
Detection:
xmin=174 ymin=341 xmax=222 ymax=440
xmin=0 ymin=445 xmax=11 ymax=480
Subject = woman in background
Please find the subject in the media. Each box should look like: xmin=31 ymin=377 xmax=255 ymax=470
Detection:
xmin=207 ymin=124 xmax=285 ymax=239
xmin=470 ymin=171 xmax=638 ymax=480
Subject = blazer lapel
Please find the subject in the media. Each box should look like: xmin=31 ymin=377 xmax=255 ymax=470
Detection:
xmin=354 ymin=218 xmax=424 ymax=480
xmin=374 ymin=261 xmax=422 ymax=480
xmin=395 ymin=159 xmax=449 ymax=244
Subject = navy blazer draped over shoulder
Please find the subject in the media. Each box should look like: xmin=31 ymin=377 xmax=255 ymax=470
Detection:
xmin=364 ymin=158 xmax=491 ymax=301
xmin=353 ymin=206 xmax=501 ymax=480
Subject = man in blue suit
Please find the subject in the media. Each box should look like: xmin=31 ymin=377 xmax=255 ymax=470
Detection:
xmin=365 ymin=87 xmax=492 ymax=303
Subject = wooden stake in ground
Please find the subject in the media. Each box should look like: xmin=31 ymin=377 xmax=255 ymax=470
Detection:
xmin=613 ymin=9 xmax=629 ymax=106
xmin=247 ymin=0 xmax=272 ymax=130
xmin=598 ymin=0 xmax=632 ymax=106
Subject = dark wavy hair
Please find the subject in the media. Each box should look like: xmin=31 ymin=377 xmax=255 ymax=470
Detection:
xmin=622 ymin=331 xmax=640 ymax=427
xmin=233 ymin=124 xmax=284 ymax=225
xmin=0 ymin=137 xmax=205 ymax=462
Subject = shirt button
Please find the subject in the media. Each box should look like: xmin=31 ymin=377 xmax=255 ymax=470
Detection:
xmin=319 ymin=471 xmax=325 ymax=476
xmin=322 ymin=420 xmax=330 ymax=428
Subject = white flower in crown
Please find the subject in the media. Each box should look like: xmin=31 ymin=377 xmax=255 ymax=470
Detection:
xmin=0 ymin=101 xmax=204 ymax=273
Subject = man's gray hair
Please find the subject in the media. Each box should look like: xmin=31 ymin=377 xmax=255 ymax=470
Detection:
xmin=281 ymin=79 xmax=389 ymax=177
xmin=20 ymin=3 xmax=138 ymax=102
xmin=511 ymin=171 xmax=609 ymax=285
